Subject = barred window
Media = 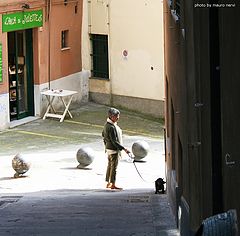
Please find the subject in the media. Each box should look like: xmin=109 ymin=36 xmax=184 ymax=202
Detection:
xmin=90 ymin=34 xmax=109 ymax=79
xmin=61 ymin=30 xmax=69 ymax=49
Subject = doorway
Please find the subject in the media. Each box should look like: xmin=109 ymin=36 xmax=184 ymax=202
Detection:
xmin=8 ymin=29 xmax=34 ymax=121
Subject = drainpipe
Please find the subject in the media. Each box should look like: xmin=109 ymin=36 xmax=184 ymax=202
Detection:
xmin=107 ymin=0 xmax=113 ymax=105
xmin=47 ymin=0 xmax=51 ymax=89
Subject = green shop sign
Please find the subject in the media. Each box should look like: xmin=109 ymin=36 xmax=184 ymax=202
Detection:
xmin=2 ymin=10 xmax=43 ymax=32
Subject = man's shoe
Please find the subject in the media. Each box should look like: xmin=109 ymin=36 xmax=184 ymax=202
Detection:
xmin=111 ymin=185 xmax=123 ymax=190
xmin=106 ymin=183 xmax=112 ymax=188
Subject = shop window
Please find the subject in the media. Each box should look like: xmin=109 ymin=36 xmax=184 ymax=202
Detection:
xmin=90 ymin=34 xmax=109 ymax=79
xmin=61 ymin=30 xmax=69 ymax=49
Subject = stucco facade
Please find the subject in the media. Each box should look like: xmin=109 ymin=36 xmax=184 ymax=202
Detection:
xmin=86 ymin=0 xmax=165 ymax=118
xmin=0 ymin=0 xmax=88 ymax=130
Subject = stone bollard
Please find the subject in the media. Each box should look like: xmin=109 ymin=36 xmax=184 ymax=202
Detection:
xmin=76 ymin=147 xmax=95 ymax=168
xmin=12 ymin=153 xmax=31 ymax=178
xmin=132 ymin=140 xmax=150 ymax=161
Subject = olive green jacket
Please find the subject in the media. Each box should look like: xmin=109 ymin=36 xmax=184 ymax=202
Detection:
xmin=102 ymin=121 xmax=124 ymax=151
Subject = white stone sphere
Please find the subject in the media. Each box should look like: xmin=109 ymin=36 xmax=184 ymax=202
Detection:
xmin=76 ymin=147 xmax=95 ymax=168
xmin=132 ymin=140 xmax=150 ymax=160
xmin=12 ymin=153 xmax=31 ymax=178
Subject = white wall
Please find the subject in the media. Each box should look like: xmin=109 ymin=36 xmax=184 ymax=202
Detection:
xmin=88 ymin=0 xmax=165 ymax=102
xmin=109 ymin=0 xmax=164 ymax=100
xmin=0 ymin=70 xmax=89 ymax=129
xmin=36 ymin=71 xmax=89 ymax=117
xmin=0 ymin=93 xmax=10 ymax=130
xmin=82 ymin=0 xmax=92 ymax=71
xmin=89 ymin=0 xmax=109 ymax=35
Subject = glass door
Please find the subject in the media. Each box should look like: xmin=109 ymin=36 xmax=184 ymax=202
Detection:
xmin=8 ymin=29 xmax=34 ymax=121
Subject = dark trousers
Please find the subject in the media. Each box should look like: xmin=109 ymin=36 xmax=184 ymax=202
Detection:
xmin=105 ymin=153 xmax=119 ymax=184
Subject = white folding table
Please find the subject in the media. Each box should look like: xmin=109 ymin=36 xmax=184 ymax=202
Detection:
xmin=41 ymin=89 xmax=77 ymax=122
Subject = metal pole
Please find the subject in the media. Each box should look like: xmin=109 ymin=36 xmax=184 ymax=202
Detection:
xmin=47 ymin=0 xmax=51 ymax=89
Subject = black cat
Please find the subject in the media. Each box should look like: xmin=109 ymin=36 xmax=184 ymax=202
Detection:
xmin=155 ymin=178 xmax=166 ymax=194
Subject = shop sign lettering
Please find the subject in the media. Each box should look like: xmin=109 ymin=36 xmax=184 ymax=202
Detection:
xmin=2 ymin=10 xmax=43 ymax=32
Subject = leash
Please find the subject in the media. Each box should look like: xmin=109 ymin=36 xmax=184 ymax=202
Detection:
xmin=128 ymin=153 xmax=155 ymax=183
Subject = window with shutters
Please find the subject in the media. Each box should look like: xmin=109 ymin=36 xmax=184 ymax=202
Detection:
xmin=90 ymin=34 xmax=109 ymax=79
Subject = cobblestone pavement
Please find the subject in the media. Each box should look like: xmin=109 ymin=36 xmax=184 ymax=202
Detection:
xmin=0 ymin=102 xmax=179 ymax=236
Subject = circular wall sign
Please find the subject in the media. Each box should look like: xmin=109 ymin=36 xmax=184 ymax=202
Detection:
xmin=123 ymin=50 xmax=128 ymax=57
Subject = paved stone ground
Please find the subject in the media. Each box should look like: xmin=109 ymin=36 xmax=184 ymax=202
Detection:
xmin=0 ymin=103 xmax=179 ymax=236
xmin=0 ymin=190 xmax=178 ymax=236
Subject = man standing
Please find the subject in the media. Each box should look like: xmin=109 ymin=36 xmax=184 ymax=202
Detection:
xmin=102 ymin=108 xmax=130 ymax=190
